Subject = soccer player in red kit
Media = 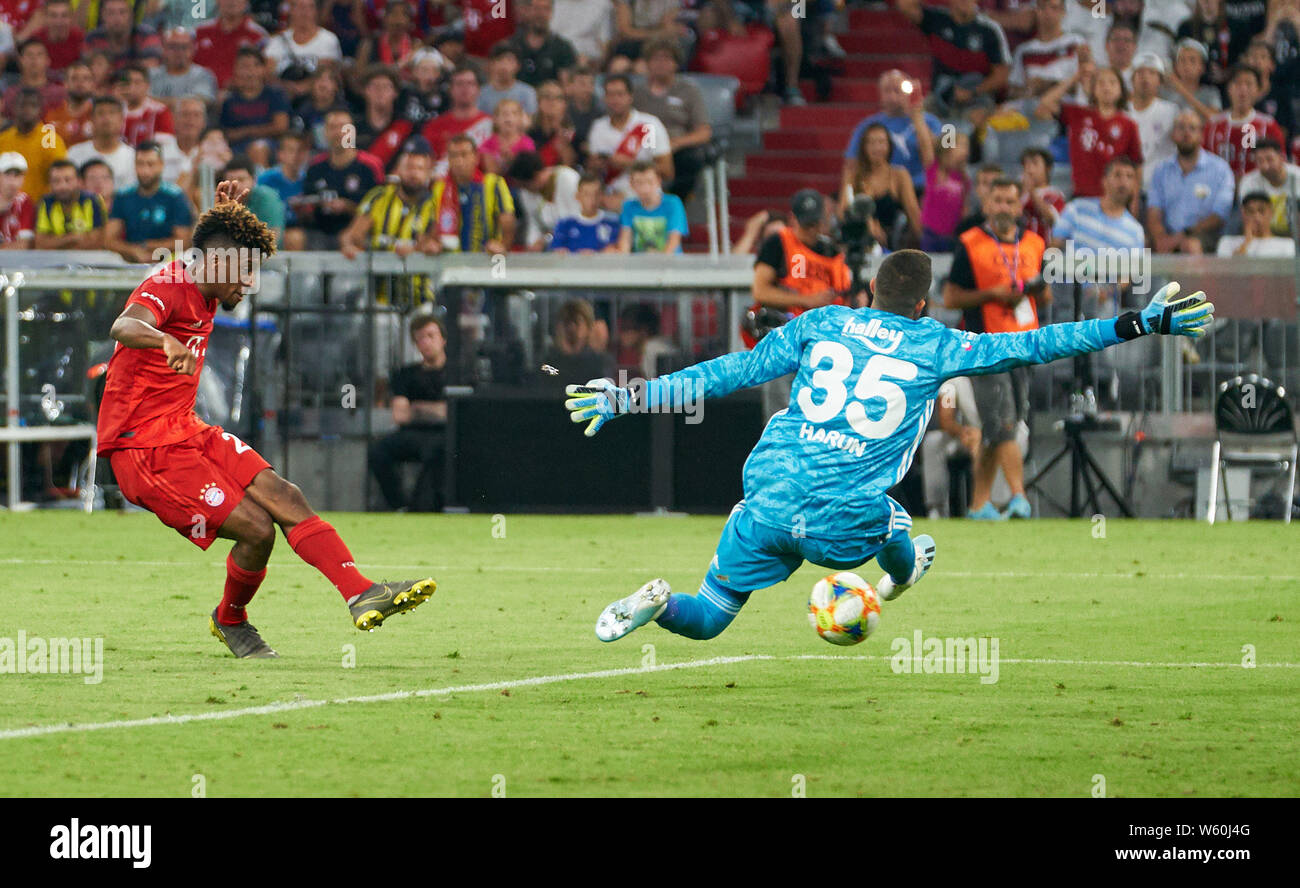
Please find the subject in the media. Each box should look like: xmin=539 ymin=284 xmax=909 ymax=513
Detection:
xmin=97 ymin=181 xmax=436 ymax=658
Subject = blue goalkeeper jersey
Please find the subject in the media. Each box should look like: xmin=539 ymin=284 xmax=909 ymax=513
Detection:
xmin=650 ymin=305 xmax=1120 ymax=542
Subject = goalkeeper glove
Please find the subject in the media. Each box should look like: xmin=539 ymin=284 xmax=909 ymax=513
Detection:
xmin=1116 ymin=281 xmax=1214 ymax=340
xmin=564 ymin=378 xmax=633 ymax=437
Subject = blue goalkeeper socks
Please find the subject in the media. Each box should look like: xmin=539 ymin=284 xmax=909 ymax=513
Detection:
xmin=875 ymin=530 xmax=917 ymax=585
xmin=655 ymin=577 xmax=750 ymax=640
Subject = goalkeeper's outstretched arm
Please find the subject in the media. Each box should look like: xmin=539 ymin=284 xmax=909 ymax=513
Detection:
xmin=937 ymin=282 xmax=1213 ymax=379
xmin=564 ymin=311 xmax=807 ymax=436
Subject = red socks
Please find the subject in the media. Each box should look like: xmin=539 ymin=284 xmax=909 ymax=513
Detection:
xmin=218 ymin=552 xmax=266 ymax=626
xmin=286 ymin=515 xmax=374 ymax=600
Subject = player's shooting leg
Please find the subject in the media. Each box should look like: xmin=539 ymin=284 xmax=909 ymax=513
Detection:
xmin=241 ymin=469 xmax=378 ymax=601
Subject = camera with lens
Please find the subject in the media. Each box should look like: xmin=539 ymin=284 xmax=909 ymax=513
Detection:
xmin=833 ymin=194 xmax=876 ymax=303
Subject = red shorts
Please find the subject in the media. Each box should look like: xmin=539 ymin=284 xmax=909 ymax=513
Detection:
xmin=109 ymin=426 xmax=272 ymax=550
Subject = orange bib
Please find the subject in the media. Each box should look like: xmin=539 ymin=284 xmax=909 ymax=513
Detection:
xmin=957 ymin=226 xmax=1046 ymax=333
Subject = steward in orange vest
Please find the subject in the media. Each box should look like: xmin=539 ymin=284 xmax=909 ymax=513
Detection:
xmin=746 ymin=189 xmax=855 ymax=347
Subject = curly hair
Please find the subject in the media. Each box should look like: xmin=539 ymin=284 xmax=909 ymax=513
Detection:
xmin=193 ymin=201 xmax=277 ymax=258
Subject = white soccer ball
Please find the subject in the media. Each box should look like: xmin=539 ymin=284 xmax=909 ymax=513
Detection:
xmin=808 ymin=572 xmax=881 ymax=646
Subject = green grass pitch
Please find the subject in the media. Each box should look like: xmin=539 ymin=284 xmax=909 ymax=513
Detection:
xmin=1 ymin=512 xmax=1297 ymax=797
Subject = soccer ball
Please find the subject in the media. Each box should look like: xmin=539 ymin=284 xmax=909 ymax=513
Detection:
xmin=808 ymin=572 xmax=881 ymax=646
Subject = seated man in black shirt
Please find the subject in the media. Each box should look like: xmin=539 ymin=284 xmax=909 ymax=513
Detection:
xmin=370 ymin=313 xmax=449 ymax=511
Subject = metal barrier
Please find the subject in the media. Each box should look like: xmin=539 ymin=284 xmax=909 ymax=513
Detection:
xmin=2 ymin=251 xmax=1296 ymax=513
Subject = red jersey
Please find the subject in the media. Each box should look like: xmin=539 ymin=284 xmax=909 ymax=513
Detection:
xmin=363 ymin=118 xmax=415 ymax=170
xmin=421 ymin=109 xmax=493 ymax=158
xmin=0 ymin=191 xmax=35 ymax=244
xmin=0 ymin=0 xmax=37 ymax=30
xmin=123 ymin=97 xmax=175 ymax=147
xmin=33 ymin=26 xmax=86 ymax=70
xmin=97 ymin=261 xmax=216 ymax=455
xmin=1021 ymin=186 xmax=1065 ymax=240
xmin=194 ymin=16 xmax=269 ymax=87
xmin=1060 ymin=104 xmax=1143 ymax=198
xmin=462 ymin=0 xmax=514 ymax=56
xmin=1203 ymin=111 xmax=1286 ymax=180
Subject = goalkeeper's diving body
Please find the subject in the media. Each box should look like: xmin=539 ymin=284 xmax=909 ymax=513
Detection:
xmin=566 ymin=249 xmax=1213 ymax=642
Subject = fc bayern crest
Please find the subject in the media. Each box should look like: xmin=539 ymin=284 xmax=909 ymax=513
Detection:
xmin=201 ymin=483 xmax=226 ymax=507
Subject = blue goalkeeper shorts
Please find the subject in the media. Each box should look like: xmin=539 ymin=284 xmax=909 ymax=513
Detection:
xmin=707 ymin=501 xmax=905 ymax=593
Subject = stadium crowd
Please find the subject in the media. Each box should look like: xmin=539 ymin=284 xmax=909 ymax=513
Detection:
xmin=832 ymin=0 xmax=1300 ymax=261
xmin=0 ymin=0 xmax=1293 ymax=261
xmin=0 ymin=0 xmax=848 ymax=259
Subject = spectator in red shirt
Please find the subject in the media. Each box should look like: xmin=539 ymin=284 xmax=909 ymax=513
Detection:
xmin=194 ymin=0 xmax=269 ymax=88
xmin=30 ymin=0 xmax=83 ymax=71
xmin=2 ymin=39 xmax=66 ymax=120
xmin=84 ymin=0 xmax=162 ymax=70
xmin=422 ymin=66 xmax=494 ymax=162
xmin=1037 ymin=62 xmax=1144 ymax=198
xmin=0 ymin=0 xmax=38 ymax=36
xmin=0 ymin=151 xmax=35 ymax=249
xmin=115 ymin=64 xmax=175 ymax=148
xmin=1018 ymin=146 xmax=1065 ymax=240
xmin=463 ymin=0 xmax=516 ymax=57
xmin=1203 ymin=63 xmax=1287 ymax=180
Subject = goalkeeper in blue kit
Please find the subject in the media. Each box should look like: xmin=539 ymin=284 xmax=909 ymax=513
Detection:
xmin=565 ymin=250 xmax=1213 ymax=642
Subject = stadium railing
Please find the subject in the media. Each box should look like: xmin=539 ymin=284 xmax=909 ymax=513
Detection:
xmin=2 ymin=251 xmax=1296 ymax=515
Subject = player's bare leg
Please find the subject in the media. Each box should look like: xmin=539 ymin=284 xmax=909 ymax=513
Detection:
xmin=210 ymin=497 xmax=279 ymax=658
xmin=242 ymin=469 xmax=437 ymax=630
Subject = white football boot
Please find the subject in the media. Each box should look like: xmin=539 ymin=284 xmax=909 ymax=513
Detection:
xmin=595 ymin=579 xmax=671 ymax=642
xmin=876 ymin=534 xmax=936 ymax=602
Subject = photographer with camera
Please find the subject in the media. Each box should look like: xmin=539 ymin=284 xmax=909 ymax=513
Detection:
xmin=942 ymin=177 xmax=1050 ymax=521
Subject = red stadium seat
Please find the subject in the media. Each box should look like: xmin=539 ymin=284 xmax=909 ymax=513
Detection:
xmin=692 ymin=25 xmax=774 ymax=107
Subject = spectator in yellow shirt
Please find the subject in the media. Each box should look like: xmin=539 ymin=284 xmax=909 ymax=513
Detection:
xmin=0 ymin=87 xmax=68 ymax=202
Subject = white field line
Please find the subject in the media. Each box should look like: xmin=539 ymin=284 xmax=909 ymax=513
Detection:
xmin=3 ymin=557 xmax=1300 ymax=583
xmin=0 ymin=655 xmax=767 ymax=741
xmin=2 ymin=653 xmax=1297 ymax=742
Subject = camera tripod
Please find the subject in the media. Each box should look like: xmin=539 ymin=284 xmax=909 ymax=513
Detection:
xmin=1024 ymin=283 xmax=1134 ymax=517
